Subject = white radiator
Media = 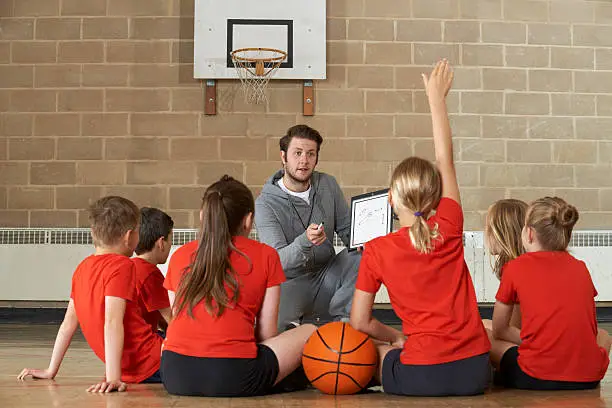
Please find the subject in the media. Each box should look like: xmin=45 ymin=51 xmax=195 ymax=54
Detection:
xmin=1 ymin=228 xmax=611 ymax=304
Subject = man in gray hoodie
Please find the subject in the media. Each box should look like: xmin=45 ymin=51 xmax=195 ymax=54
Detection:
xmin=255 ymin=125 xmax=361 ymax=331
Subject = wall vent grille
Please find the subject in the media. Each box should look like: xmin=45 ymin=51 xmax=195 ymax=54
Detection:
xmin=1 ymin=228 xmax=610 ymax=247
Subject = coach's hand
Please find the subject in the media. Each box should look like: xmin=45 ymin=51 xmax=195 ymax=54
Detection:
xmin=306 ymin=223 xmax=327 ymax=246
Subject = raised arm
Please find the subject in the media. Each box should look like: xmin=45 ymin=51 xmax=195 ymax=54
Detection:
xmin=422 ymin=59 xmax=460 ymax=204
xmin=18 ymin=299 xmax=79 ymax=381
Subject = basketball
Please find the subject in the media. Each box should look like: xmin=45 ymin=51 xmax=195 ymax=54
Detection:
xmin=302 ymin=322 xmax=377 ymax=395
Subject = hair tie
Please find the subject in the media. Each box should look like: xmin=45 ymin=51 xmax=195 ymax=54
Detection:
xmin=414 ymin=212 xmax=423 ymax=217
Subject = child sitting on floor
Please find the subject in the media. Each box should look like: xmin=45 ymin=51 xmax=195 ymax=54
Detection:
xmin=18 ymin=196 xmax=163 ymax=392
xmin=349 ymin=60 xmax=491 ymax=397
xmin=132 ymin=207 xmax=174 ymax=335
xmin=161 ymin=176 xmax=316 ymax=397
xmin=483 ymin=199 xmax=528 ymax=331
xmin=490 ymin=197 xmax=611 ymax=390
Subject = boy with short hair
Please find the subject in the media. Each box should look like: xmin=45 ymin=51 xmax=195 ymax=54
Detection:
xmin=132 ymin=207 xmax=173 ymax=334
xmin=18 ymin=196 xmax=163 ymax=393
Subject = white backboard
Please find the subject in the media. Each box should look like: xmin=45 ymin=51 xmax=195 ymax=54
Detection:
xmin=194 ymin=0 xmax=326 ymax=80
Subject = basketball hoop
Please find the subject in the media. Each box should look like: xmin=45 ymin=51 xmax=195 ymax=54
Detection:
xmin=231 ymin=47 xmax=287 ymax=104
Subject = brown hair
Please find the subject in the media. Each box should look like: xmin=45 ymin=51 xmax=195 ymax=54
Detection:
xmin=390 ymin=157 xmax=442 ymax=254
xmin=174 ymin=175 xmax=254 ymax=318
xmin=525 ymin=197 xmax=579 ymax=251
xmin=88 ymin=196 xmax=140 ymax=248
xmin=279 ymin=124 xmax=323 ymax=155
xmin=485 ymin=199 xmax=528 ymax=279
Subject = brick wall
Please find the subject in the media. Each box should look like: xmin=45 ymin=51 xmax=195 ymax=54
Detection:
xmin=1 ymin=0 xmax=611 ymax=229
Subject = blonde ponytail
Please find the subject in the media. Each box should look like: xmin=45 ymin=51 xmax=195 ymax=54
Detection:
xmin=390 ymin=157 xmax=442 ymax=254
xmin=409 ymin=214 xmax=440 ymax=254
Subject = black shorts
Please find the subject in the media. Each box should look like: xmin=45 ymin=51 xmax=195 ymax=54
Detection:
xmin=160 ymin=344 xmax=279 ymax=397
xmin=139 ymin=331 xmax=165 ymax=384
xmin=496 ymin=346 xmax=600 ymax=391
xmin=382 ymin=349 xmax=490 ymax=396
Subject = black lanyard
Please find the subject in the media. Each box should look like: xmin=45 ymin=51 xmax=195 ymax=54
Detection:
xmin=288 ymin=187 xmax=317 ymax=232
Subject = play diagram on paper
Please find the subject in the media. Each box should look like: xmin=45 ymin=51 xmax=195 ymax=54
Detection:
xmin=349 ymin=190 xmax=393 ymax=250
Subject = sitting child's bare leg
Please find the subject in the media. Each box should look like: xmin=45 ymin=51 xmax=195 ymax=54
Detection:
xmin=261 ymin=324 xmax=318 ymax=385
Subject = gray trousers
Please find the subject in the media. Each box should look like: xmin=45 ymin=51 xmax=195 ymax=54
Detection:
xmin=277 ymin=248 xmax=361 ymax=331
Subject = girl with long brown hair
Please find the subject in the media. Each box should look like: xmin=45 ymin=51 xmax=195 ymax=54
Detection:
xmin=349 ymin=60 xmax=491 ymax=397
xmin=491 ymin=197 xmax=611 ymax=390
xmin=483 ymin=199 xmax=528 ymax=330
xmin=161 ymin=175 xmax=316 ymax=397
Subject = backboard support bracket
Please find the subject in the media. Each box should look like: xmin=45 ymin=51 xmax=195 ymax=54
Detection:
xmin=303 ymin=80 xmax=314 ymax=116
xmin=205 ymin=79 xmax=217 ymax=115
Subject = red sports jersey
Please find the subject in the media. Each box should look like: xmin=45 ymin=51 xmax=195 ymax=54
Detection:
xmin=71 ymin=254 xmax=162 ymax=383
xmin=132 ymin=257 xmax=170 ymax=333
xmin=163 ymin=236 xmax=285 ymax=358
xmin=496 ymin=251 xmax=609 ymax=382
xmin=356 ymin=197 xmax=491 ymax=365
xmin=164 ymin=240 xmax=198 ymax=295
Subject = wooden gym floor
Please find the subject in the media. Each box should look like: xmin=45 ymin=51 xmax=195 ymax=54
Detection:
xmin=1 ymin=324 xmax=611 ymax=407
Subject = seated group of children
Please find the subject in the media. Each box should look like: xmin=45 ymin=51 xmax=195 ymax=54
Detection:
xmin=17 ymin=60 xmax=612 ymax=397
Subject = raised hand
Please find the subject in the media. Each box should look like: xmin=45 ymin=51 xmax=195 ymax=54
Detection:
xmin=422 ymin=59 xmax=460 ymax=204
xmin=421 ymin=59 xmax=454 ymax=103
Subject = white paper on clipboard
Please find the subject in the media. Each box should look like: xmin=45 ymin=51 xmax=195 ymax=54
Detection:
xmin=349 ymin=189 xmax=393 ymax=250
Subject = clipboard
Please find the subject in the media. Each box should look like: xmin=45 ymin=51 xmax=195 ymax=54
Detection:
xmin=349 ymin=189 xmax=394 ymax=251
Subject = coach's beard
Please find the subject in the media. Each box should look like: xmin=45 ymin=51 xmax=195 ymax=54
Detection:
xmin=284 ymin=165 xmax=313 ymax=188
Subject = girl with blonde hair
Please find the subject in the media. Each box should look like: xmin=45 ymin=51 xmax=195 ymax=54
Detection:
xmin=349 ymin=60 xmax=491 ymax=396
xmin=491 ymin=197 xmax=611 ymax=390
xmin=483 ymin=199 xmax=528 ymax=330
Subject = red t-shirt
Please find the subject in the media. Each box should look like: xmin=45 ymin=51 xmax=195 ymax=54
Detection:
xmin=71 ymin=254 xmax=163 ymax=383
xmin=163 ymin=236 xmax=286 ymax=358
xmin=132 ymin=257 xmax=170 ymax=333
xmin=356 ymin=197 xmax=491 ymax=365
xmin=496 ymin=251 xmax=609 ymax=382
xmin=165 ymin=239 xmax=199 ymax=292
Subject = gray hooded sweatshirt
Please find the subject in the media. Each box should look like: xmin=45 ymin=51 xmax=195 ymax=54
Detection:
xmin=254 ymin=170 xmax=351 ymax=280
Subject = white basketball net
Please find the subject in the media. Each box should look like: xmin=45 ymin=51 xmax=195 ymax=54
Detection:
xmin=231 ymin=48 xmax=286 ymax=104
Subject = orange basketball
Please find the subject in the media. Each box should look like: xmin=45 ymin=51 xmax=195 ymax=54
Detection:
xmin=302 ymin=322 xmax=377 ymax=395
